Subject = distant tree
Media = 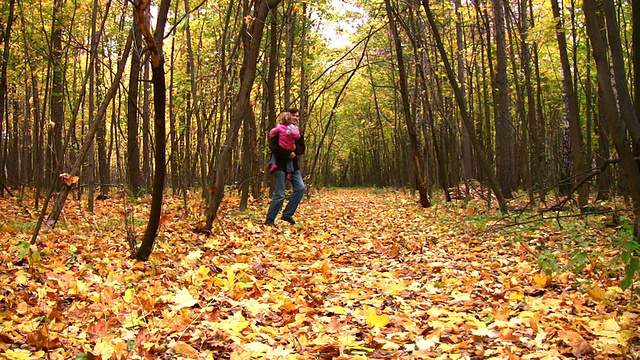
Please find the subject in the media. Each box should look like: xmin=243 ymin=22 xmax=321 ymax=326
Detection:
xmin=127 ymin=13 xmax=146 ymax=196
xmin=550 ymin=0 xmax=588 ymax=207
xmin=421 ymin=0 xmax=506 ymax=212
xmin=383 ymin=0 xmax=430 ymax=207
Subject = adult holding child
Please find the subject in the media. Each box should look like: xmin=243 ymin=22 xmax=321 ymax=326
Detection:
xmin=265 ymin=108 xmax=306 ymax=226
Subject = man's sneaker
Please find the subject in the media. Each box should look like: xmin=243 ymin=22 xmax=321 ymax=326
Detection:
xmin=281 ymin=216 xmax=296 ymax=225
xmin=264 ymin=221 xmax=276 ymax=227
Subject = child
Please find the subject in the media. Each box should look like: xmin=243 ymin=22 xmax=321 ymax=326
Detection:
xmin=268 ymin=111 xmax=300 ymax=180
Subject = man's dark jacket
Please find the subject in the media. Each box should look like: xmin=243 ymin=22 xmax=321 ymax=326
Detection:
xmin=269 ymin=132 xmax=305 ymax=172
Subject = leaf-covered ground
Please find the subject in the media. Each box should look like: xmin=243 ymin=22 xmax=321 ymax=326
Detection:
xmin=0 ymin=189 xmax=638 ymax=359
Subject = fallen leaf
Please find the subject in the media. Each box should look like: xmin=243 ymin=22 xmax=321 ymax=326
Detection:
xmin=171 ymin=287 xmax=199 ymax=311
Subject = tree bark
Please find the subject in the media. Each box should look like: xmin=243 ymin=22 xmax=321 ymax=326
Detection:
xmin=584 ymin=0 xmax=640 ymax=236
xmin=492 ymin=0 xmax=516 ymax=198
xmin=204 ymin=0 xmax=283 ymax=230
xmin=49 ymin=0 xmax=64 ymax=191
xmin=127 ymin=15 xmax=145 ymax=195
xmin=135 ymin=0 xmax=170 ymax=261
xmin=421 ymin=0 xmax=506 ymax=212
xmin=601 ymin=0 xmax=640 ymax=153
xmin=0 ymin=0 xmax=15 ymax=192
xmin=634 ymin=0 xmax=640 ymax=125
xmin=34 ymin=34 xmax=133 ymax=237
xmin=550 ymin=0 xmax=589 ymax=207
xmin=384 ymin=0 xmax=430 ymax=207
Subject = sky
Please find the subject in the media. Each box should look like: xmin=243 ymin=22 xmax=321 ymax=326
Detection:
xmin=318 ymin=0 xmax=368 ymax=49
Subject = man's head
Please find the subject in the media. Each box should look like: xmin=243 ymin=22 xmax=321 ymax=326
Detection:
xmin=288 ymin=108 xmax=300 ymax=125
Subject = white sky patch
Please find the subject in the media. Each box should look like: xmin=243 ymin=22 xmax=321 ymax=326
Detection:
xmin=316 ymin=0 xmax=368 ymax=49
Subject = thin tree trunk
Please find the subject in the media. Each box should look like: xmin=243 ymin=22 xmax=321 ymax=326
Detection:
xmin=584 ymin=0 xmax=640 ymax=236
xmin=454 ymin=0 xmax=471 ymax=200
xmin=284 ymin=1 xmax=293 ymax=107
xmin=520 ymin=0 xmax=539 ymax=204
xmin=492 ymin=0 xmax=516 ymax=198
xmin=86 ymin=0 xmax=99 ymax=211
xmin=550 ymin=0 xmax=589 ymax=207
xmin=32 ymin=34 xmax=133 ymax=239
xmin=204 ymin=0 xmax=283 ymax=230
xmin=601 ymin=0 xmax=640 ymax=152
xmin=421 ymin=0 xmax=506 ymax=212
xmin=0 ymin=0 xmax=16 ymax=192
xmin=634 ymin=0 xmax=640 ymax=124
xmin=135 ymin=0 xmax=170 ymax=261
xmin=50 ymin=0 xmax=64 ymax=191
xmin=297 ymin=2 xmax=309 ymax=176
xmin=127 ymin=15 xmax=145 ymax=195
xmin=384 ymin=0 xmax=430 ymax=207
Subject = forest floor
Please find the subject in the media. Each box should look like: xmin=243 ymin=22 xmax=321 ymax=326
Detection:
xmin=0 ymin=188 xmax=638 ymax=359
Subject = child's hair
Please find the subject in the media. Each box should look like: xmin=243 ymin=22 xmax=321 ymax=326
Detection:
xmin=277 ymin=111 xmax=292 ymax=125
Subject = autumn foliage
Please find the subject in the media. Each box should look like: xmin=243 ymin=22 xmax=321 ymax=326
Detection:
xmin=0 ymin=189 xmax=638 ymax=359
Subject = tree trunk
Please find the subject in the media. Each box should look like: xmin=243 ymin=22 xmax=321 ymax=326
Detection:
xmin=33 ymin=34 xmax=133 ymax=237
xmin=50 ymin=0 xmax=64 ymax=191
xmin=384 ymin=0 xmax=430 ymax=207
xmin=634 ymin=0 xmax=640 ymax=125
xmin=86 ymin=0 xmax=99 ymax=211
xmin=550 ymin=0 xmax=589 ymax=207
xmin=135 ymin=0 xmax=170 ymax=261
xmin=584 ymin=0 xmax=640 ymax=236
xmin=601 ymin=0 xmax=640 ymax=152
xmin=127 ymin=15 xmax=145 ymax=195
xmin=183 ymin=0 xmax=208 ymax=200
xmin=0 ymin=0 xmax=16 ymax=193
xmin=203 ymin=0 xmax=283 ymax=230
xmin=421 ymin=0 xmax=506 ymax=212
xmin=595 ymin=97 xmax=612 ymax=200
xmin=492 ymin=0 xmax=516 ymax=198
xmin=284 ymin=1 xmax=293 ymax=107
xmin=520 ymin=0 xmax=539 ymax=204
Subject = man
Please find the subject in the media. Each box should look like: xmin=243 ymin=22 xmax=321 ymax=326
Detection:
xmin=265 ymin=108 xmax=306 ymax=225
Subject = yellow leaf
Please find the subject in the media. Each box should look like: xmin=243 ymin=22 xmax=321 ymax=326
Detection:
xmin=450 ymin=292 xmax=472 ymax=302
xmin=227 ymin=267 xmax=236 ymax=285
xmin=94 ymin=338 xmax=116 ymax=358
xmin=3 ymin=349 xmax=32 ymax=360
xmin=197 ymin=265 xmax=211 ymax=278
xmin=171 ymin=288 xmax=199 ymax=311
xmin=366 ymin=311 xmax=390 ymax=328
xmin=331 ymin=306 xmax=348 ymax=315
xmin=620 ymin=330 xmax=634 ymax=345
xmin=415 ymin=336 xmax=438 ymax=351
xmin=123 ymin=288 xmax=134 ymax=303
xmin=603 ymin=318 xmax=620 ymax=332
xmin=588 ymin=286 xmax=606 ymax=302
xmin=244 ymin=341 xmax=271 ymax=353
xmin=218 ymin=311 xmax=250 ymax=335
xmin=533 ymin=272 xmax=552 ymax=288
xmin=530 ymin=313 xmax=541 ymax=333
xmin=173 ymin=341 xmax=199 ymax=358
xmin=508 ymin=291 xmax=524 ymax=301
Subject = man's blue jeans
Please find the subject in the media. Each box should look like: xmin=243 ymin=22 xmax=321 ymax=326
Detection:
xmin=266 ymin=170 xmax=306 ymax=224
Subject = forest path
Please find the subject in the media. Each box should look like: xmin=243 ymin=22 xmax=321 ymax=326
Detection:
xmin=0 ymin=189 xmax=635 ymax=358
